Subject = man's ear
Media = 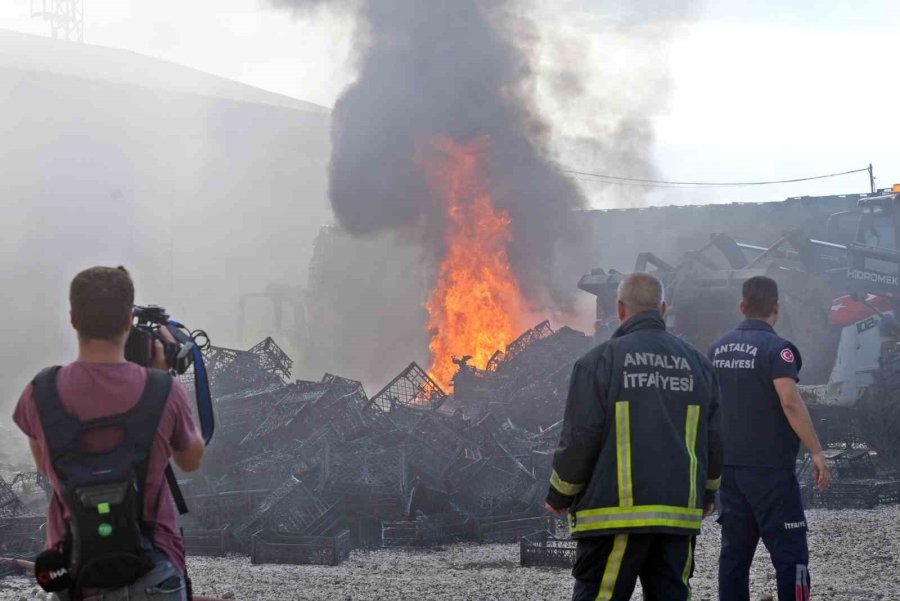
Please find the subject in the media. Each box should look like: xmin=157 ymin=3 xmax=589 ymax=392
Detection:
xmin=739 ymin=299 xmax=746 ymax=316
xmin=659 ymin=300 xmax=668 ymax=318
xmin=70 ymin=311 xmax=78 ymax=331
xmin=121 ymin=311 xmax=133 ymax=336
xmin=616 ymin=299 xmax=627 ymax=323
xmin=772 ymin=300 xmax=780 ymax=317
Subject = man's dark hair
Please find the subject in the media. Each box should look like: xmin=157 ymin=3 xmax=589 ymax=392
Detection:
xmin=742 ymin=276 xmax=778 ymax=318
xmin=70 ymin=266 xmax=134 ymax=340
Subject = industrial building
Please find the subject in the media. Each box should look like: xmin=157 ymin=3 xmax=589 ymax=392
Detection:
xmin=0 ymin=29 xmax=331 ymax=404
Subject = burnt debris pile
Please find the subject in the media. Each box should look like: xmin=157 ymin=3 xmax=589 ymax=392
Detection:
xmin=178 ymin=328 xmax=588 ymax=565
xmin=0 ymin=328 xmax=588 ymax=567
xmin=449 ymin=321 xmax=592 ymax=431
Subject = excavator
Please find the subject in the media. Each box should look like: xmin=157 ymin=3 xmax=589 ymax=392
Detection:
xmin=578 ymin=185 xmax=900 ymax=507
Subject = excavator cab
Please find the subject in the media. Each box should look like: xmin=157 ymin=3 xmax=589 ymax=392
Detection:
xmin=811 ymin=191 xmax=900 ymax=297
xmin=827 ymin=188 xmax=900 ymax=250
xmin=858 ymin=188 xmax=900 ymax=241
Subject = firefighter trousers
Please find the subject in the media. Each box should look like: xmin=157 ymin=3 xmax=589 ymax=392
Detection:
xmin=718 ymin=466 xmax=810 ymax=601
xmin=572 ymin=533 xmax=695 ymax=601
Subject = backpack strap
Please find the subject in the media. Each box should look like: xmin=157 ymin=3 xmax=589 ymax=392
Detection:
xmin=31 ymin=367 xmax=82 ymax=461
xmin=165 ymin=464 xmax=189 ymax=515
xmin=119 ymin=370 xmax=173 ymax=531
xmin=120 ymin=369 xmax=172 ymax=462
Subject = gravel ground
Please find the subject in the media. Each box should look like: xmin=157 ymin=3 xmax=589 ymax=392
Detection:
xmin=2 ymin=506 xmax=898 ymax=600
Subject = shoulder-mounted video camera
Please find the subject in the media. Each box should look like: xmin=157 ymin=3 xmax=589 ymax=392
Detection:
xmin=124 ymin=305 xmax=215 ymax=445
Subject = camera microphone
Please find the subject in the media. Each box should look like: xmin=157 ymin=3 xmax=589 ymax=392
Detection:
xmin=34 ymin=548 xmax=73 ymax=592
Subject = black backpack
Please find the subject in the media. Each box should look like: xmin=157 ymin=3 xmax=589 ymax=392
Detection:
xmin=32 ymin=366 xmax=172 ymax=591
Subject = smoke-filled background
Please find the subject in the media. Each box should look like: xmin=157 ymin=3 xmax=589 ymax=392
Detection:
xmin=2 ymin=0 xmax=900 ymax=465
xmin=0 ymin=31 xmax=333 ymax=466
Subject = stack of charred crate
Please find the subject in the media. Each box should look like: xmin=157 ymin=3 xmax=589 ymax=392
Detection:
xmin=450 ymin=321 xmax=591 ymax=431
xmin=175 ymin=324 xmax=592 ymax=566
xmin=0 ymin=326 xmax=588 ymax=568
xmin=0 ymin=472 xmax=51 ymax=560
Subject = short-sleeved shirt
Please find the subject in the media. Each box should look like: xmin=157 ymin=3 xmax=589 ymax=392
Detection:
xmin=12 ymin=361 xmax=198 ymax=574
xmin=708 ymin=319 xmax=801 ymax=469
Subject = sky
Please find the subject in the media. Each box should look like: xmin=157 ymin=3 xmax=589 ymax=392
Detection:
xmin=1 ymin=0 xmax=898 ymax=207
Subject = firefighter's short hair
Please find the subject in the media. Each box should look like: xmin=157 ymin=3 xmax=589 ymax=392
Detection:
xmin=742 ymin=276 xmax=778 ymax=318
xmin=617 ymin=273 xmax=664 ymax=314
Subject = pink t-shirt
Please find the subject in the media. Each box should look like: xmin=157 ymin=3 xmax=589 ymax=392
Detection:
xmin=12 ymin=361 xmax=198 ymax=574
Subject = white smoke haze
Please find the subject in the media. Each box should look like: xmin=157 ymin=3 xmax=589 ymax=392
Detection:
xmin=0 ymin=30 xmax=332 ymax=463
xmin=533 ymin=0 xmax=700 ymax=208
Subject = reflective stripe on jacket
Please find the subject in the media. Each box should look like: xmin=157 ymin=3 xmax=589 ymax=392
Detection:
xmin=547 ymin=311 xmax=723 ymax=537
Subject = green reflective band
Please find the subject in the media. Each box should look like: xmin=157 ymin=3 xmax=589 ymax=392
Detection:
xmin=549 ymin=470 xmax=584 ymax=496
xmin=706 ymin=477 xmax=722 ymax=492
xmin=681 ymin=537 xmax=694 ymax=593
xmin=597 ymin=534 xmax=628 ymax=601
xmin=685 ymin=405 xmax=700 ymax=509
xmin=570 ymin=504 xmax=703 ymax=534
xmin=97 ymin=502 xmax=110 ymax=515
xmin=98 ymin=523 xmax=113 ymax=537
xmin=576 ymin=504 xmax=702 ymax=518
xmin=615 ymin=401 xmax=633 ymax=508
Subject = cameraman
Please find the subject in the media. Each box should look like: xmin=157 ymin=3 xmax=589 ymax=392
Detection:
xmin=12 ymin=266 xmax=204 ymax=600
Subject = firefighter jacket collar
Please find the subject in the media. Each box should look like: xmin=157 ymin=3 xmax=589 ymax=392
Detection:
xmin=613 ymin=311 xmax=667 ymax=338
xmin=735 ymin=318 xmax=775 ymax=332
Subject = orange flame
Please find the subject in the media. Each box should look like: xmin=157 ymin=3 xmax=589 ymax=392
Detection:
xmin=423 ymin=137 xmax=524 ymax=390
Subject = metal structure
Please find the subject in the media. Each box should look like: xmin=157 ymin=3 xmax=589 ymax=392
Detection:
xmin=239 ymin=285 xmax=308 ymax=355
xmin=579 ymin=187 xmax=900 ymax=506
xmin=31 ymin=0 xmax=84 ymax=42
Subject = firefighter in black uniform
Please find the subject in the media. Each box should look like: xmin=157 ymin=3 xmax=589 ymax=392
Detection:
xmin=709 ymin=276 xmax=832 ymax=601
xmin=547 ymin=273 xmax=722 ymax=601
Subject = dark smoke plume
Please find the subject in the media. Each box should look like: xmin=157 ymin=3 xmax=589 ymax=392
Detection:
xmin=272 ymin=0 xmax=590 ymax=311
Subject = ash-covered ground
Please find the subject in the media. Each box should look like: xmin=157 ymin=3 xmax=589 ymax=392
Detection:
xmin=3 ymin=506 xmax=898 ymax=600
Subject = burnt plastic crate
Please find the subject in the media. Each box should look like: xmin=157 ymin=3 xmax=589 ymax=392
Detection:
xmin=0 ymin=516 xmax=45 ymax=555
xmin=520 ymin=534 xmax=576 ymax=569
xmin=250 ymin=530 xmax=351 ymax=566
xmin=183 ymin=529 xmax=226 ymax=557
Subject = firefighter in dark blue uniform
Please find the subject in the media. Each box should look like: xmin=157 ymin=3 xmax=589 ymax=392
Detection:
xmin=709 ymin=276 xmax=832 ymax=601
xmin=547 ymin=273 xmax=722 ymax=601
